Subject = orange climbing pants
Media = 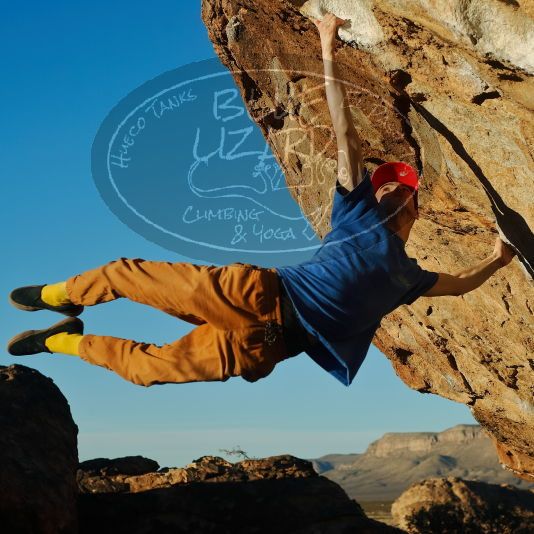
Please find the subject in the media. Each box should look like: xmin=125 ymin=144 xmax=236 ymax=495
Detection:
xmin=64 ymin=258 xmax=291 ymax=387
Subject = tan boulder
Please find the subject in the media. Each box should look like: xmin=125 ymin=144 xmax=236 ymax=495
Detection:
xmin=201 ymin=0 xmax=534 ymax=479
xmin=391 ymin=476 xmax=534 ymax=533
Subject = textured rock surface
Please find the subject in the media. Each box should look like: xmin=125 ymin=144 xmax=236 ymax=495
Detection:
xmin=78 ymin=454 xmax=402 ymax=533
xmin=391 ymin=476 xmax=534 ymax=533
xmin=201 ymin=0 xmax=534 ymax=479
xmin=312 ymin=424 xmax=534 ymax=501
xmin=78 ymin=455 xmax=161 ymax=493
xmin=0 ymin=364 xmax=79 ymax=534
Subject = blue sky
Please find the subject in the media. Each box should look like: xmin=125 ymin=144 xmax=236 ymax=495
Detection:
xmin=1 ymin=1 xmax=476 ymax=468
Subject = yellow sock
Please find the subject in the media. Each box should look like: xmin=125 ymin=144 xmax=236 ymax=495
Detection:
xmin=45 ymin=332 xmax=83 ymax=356
xmin=41 ymin=281 xmax=71 ymax=306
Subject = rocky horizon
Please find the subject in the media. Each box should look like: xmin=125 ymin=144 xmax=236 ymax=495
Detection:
xmin=2 ymin=364 xmax=533 ymax=532
xmin=1 ymin=364 xmax=402 ymax=533
xmin=311 ymin=423 xmax=534 ymax=502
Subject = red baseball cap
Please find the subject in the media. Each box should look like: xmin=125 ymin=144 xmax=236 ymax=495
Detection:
xmin=370 ymin=161 xmax=419 ymax=210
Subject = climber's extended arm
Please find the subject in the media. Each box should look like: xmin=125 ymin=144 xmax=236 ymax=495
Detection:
xmin=313 ymin=13 xmax=365 ymax=193
xmin=423 ymin=237 xmax=516 ymax=297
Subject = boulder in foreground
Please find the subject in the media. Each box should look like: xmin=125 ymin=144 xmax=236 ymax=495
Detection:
xmin=78 ymin=454 xmax=402 ymax=533
xmin=0 ymin=364 xmax=78 ymax=534
xmin=391 ymin=476 xmax=534 ymax=533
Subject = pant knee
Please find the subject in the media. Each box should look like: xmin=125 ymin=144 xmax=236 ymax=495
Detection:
xmin=241 ymin=360 xmax=277 ymax=383
xmin=129 ymin=375 xmax=157 ymax=387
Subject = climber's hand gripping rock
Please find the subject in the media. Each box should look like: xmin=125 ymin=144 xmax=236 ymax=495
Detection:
xmin=312 ymin=12 xmax=347 ymax=52
xmin=493 ymin=236 xmax=517 ymax=268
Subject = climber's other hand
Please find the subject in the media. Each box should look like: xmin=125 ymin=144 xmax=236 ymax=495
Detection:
xmin=312 ymin=12 xmax=347 ymax=50
xmin=493 ymin=236 xmax=516 ymax=267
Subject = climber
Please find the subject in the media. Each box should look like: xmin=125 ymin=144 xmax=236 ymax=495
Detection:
xmin=5 ymin=12 xmax=516 ymax=388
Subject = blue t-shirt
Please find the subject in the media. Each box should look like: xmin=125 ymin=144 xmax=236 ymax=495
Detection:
xmin=275 ymin=168 xmax=439 ymax=386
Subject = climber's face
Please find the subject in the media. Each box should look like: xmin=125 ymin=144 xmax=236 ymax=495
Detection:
xmin=375 ymin=181 xmax=419 ymax=223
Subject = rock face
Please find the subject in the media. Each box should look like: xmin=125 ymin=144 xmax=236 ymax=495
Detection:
xmin=312 ymin=424 xmax=534 ymax=501
xmin=0 ymin=364 xmax=398 ymax=532
xmin=200 ymin=0 xmax=534 ymax=479
xmin=391 ymin=476 xmax=534 ymax=533
xmin=78 ymin=454 xmax=402 ymax=533
xmin=0 ymin=364 xmax=79 ymax=534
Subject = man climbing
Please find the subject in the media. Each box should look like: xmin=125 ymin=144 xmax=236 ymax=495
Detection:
xmin=6 ymin=12 xmax=516 ymax=387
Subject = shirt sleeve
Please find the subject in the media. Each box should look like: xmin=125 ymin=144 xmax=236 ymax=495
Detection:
xmin=401 ymin=259 xmax=439 ymax=305
xmin=331 ymin=168 xmax=378 ymax=230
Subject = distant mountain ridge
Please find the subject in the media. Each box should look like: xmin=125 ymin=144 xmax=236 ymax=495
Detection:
xmin=366 ymin=425 xmax=480 ymax=458
xmin=309 ymin=425 xmax=534 ymax=502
